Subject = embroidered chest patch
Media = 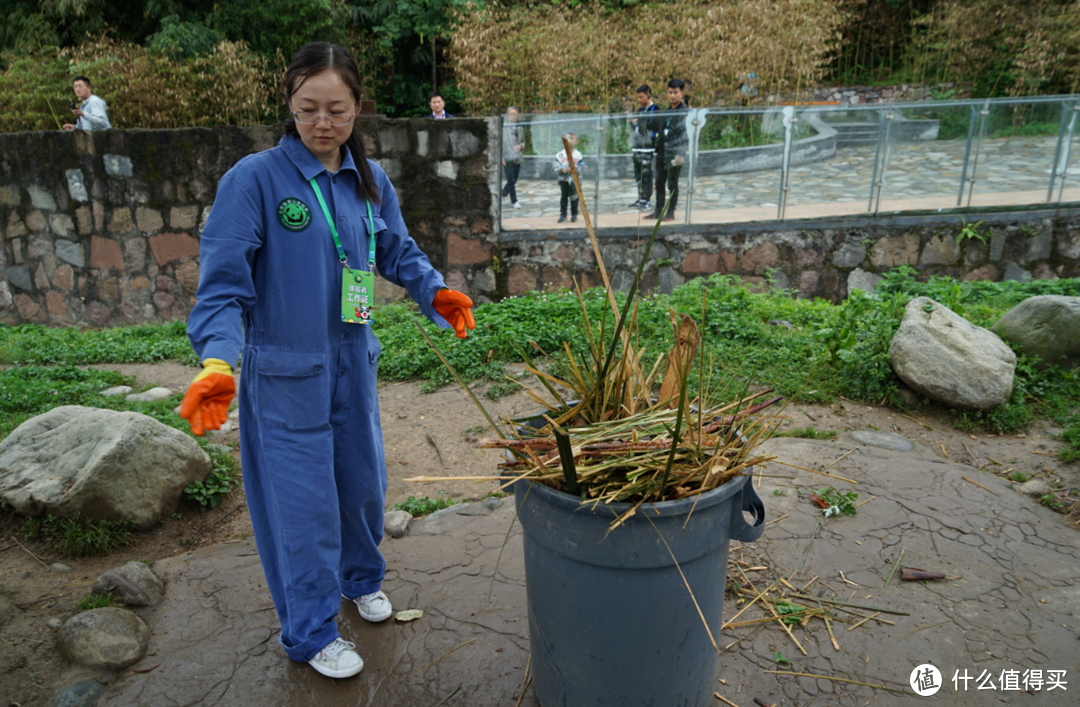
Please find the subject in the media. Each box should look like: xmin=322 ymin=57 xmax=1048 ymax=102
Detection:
xmin=277 ymin=198 xmax=312 ymax=232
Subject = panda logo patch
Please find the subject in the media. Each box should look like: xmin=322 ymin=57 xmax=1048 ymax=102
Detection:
xmin=277 ymin=198 xmax=312 ymax=232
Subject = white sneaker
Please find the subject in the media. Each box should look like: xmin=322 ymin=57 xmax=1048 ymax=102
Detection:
xmin=351 ymin=590 xmax=393 ymax=622
xmin=512 ymin=202 xmax=522 ymax=209
xmin=308 ymin=638 xmax=363 ymax=678
xmin=501 ymin=196 xmax=509 ymax=204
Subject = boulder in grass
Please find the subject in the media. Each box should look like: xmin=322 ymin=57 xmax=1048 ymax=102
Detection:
xmin=991 ymin=295 xmax=1080 ymax=369
xmin=889 ymin=297 xmax=1016 ymax=411
xmin=0 ymin=406 xmax=210 ymax=529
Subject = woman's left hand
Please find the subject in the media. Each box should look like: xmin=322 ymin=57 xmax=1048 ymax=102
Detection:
xmin=432 ymin=289 xmax=476 ymax=339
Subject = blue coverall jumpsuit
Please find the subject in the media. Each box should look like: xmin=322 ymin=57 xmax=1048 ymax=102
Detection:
xmin=187 ymin=134 xmax=449 ymax=662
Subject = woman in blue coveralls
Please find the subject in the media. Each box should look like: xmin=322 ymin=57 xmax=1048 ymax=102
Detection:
xmin=179 ymin=42 xmax=476 ymax=679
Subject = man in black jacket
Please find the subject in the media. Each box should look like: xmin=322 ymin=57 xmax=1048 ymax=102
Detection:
xmin=645 ymin=79 xmax=689 ymax=222
xmin=628 ymin=85 xmax=659 ymax=211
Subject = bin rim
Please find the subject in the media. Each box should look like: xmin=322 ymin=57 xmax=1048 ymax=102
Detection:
xmin=507 ymin=470 xmax=752 ymax=519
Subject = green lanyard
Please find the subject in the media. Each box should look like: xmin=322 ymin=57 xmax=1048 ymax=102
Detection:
xmin=308 ymin=177 xmax=375 ymax=271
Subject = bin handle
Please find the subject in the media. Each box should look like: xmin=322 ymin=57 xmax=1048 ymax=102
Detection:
xmin=731 ymin=483 xmax=766 ymax=542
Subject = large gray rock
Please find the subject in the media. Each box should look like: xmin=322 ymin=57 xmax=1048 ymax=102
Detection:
xmin=0 ymin=406 xmax=211 ymax=528
xmin=889 ymin=297 xmax=1016 ymax=411
xmin=58 ymin=607 xmax=149 ymax=670
xmin=991 ymin=295 xmax=1080 ymax=369
xmin=92 ymin=561 xmax=165 ymax=607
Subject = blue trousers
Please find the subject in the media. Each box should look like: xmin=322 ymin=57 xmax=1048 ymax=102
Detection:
xmin=238 ymin=340 xmax=386 ymax=662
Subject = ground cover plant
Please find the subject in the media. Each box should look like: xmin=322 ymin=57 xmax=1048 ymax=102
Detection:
xmin=393 ymin=493 xmax=456 ymax=517
xmin=1 ymin=273 xmax=1077 ymax=463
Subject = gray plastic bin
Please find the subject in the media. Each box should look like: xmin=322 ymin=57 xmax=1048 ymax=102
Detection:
xmin=513 ymin=473 xmax=765 ymax=706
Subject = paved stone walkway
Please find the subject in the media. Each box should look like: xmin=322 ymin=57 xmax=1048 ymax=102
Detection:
xmin=76 ymin=429 xmax=1078 ymax=706
xmin=502 ymin=135 xmax=1080 ymax=230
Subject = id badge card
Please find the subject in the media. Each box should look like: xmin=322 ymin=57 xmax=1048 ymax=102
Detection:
xmin=341 ymin=267 xmax=374 ymax=324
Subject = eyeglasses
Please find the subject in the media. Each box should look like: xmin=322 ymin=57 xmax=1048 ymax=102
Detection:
xmin=292 ymin=111 xmax=357 ymax=127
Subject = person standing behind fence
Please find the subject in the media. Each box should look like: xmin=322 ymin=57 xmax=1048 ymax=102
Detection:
xmin=553 ymin=132 xmax=584 ymax=223
xmin=429 ymin=91 xmax=453 ymax=119
xmin=62 ymin=76 xmax=111 ymax=131
xmin=645 ymin=79 xmax=689 ymax=222
xmin=501 ymin=106 xmax=525 ymax=209
xmin=628 ymin=85 xmax=659 ymax=211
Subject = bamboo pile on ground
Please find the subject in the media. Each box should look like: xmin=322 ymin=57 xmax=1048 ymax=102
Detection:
xmin=412 ymin=136 xmax=784 ymax=528
xmin=721 ymin=547 xmax=909 ymax=672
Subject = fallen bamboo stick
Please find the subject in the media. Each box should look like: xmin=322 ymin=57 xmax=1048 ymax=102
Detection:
xmin=822 ymin=447 xmax=859 ymax=471
xmin=12 ymin=536 xmax=49 ymax=569
xmin=764 ymin=671 xmax=908 ymax=695
xmin=410 ymin=639 xmax=476 ymax=678
xmin=847 ymin=612 xmax=881 ymax=631
xmin=823 ymin=615 xmax=840 ymax=651
xmin=900 ymin=618 xmax=951 ymax=639
xmin=714 ymin=692 xmax=740 ymax=707
xmin=787 ymin=594 xmax=908 ymax=616
xmin=961 ymin=475 xmax=999 ymax=496
xmin=739 ymin=567 xmax=806 ymax=656
xmin=768 ymin=460 xmax=857 ymax=484
xmin=884 ymin=549 xmax=905 ymax=589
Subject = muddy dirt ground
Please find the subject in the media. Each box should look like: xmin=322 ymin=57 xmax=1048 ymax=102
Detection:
xmin=1 ymin=362 xmax=1077 ymax=706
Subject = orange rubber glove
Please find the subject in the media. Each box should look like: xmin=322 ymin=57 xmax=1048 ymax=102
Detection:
xmin=179 ymin=358 xmax=236 ymax=437
xmin=432 ymin=288 xmax=475 ymax=339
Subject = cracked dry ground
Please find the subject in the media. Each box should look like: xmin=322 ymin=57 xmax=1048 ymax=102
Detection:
xmin=97 ymin=429 xmax=1080 ymax=706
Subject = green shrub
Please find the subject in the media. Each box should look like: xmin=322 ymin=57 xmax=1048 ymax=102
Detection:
xmin=393 ymin=493 xmax=456 ymax=517
xmin=184 ymin=445 xmax=238 ymax=510
xmin=76 ymin=590 xmax=117 ymax=612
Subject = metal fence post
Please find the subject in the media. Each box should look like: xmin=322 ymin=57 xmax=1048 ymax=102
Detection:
xmin=964 ymin=100 xmax=991 ymax=207
xmin=872 ymin=110 xmax=895 ymax=214
xmin=1056 ymin=103 xmax=1078 ymax=204
xmin=777 ymin=105 xmax=795 ymax=221
xmin=685 ymin=110 xmax=703 ymax=225
xmin=957 ymin=105 xmax=978 ymax=207
xmin=593 ymin=115 xmax=603 ymax=229
xmin=867 ymin=108 xmax=887 ymax=213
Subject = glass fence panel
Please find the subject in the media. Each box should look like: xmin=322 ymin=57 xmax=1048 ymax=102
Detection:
xmin=500 ymin=97 xmax=1080 ymax=231
xmin=871 ymin=103 xmax=974 ymax=213
xmin=1055 ymin=102 xmax=1080 ymax=204
xmin=594 ymin=112 xmax=652 ymax=227
xmin=965 ymin=100 xmax=1065 ymax=208
xmin=501 ymin=113 xmax=601 ymax=230
xmin=689 ymin=110 xmax=784 ymax=225
xmin=780 ymin=105 xmax=880 ymax=219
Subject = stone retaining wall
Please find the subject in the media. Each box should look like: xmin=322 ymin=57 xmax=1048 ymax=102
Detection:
xmin=498 ymin=217 xmax=1080 ymax=300
xmin=811 ymin=82 xmax=972 ymax=105
xmin=0 ymin=120 xmax=495 ymax=327
xmin=2 ymin=120 xmax=1077 ymax=328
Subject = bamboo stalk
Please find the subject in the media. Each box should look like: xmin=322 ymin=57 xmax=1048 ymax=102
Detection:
xmin=764 ymin=671 xmax=908 ymax=695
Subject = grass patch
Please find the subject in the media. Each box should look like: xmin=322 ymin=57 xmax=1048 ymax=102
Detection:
xmin=775 ymin=426 xmax=837 ymax=440
xmin=76 ymin=590 xmax=117 ymax=612
xmin=2 ymin=271 xmax=1078 ymax=461
xmin=0 ymin=320 xmax=198 ymax=366
xmin=22 ymin=514 xmax=135 ymax=557
xmin=393 ymin=493 xmax=456 ymax=517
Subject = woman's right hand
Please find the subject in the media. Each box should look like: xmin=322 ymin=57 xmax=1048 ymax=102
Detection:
xmin=180 ymin=359 xmax=236 ymax=436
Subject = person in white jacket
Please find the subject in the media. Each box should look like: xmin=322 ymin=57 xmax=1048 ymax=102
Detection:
xmin=552 ymin=132 xmax=584 ymax=223
xmin=63 ymin=76 xmax=111 ymax=132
